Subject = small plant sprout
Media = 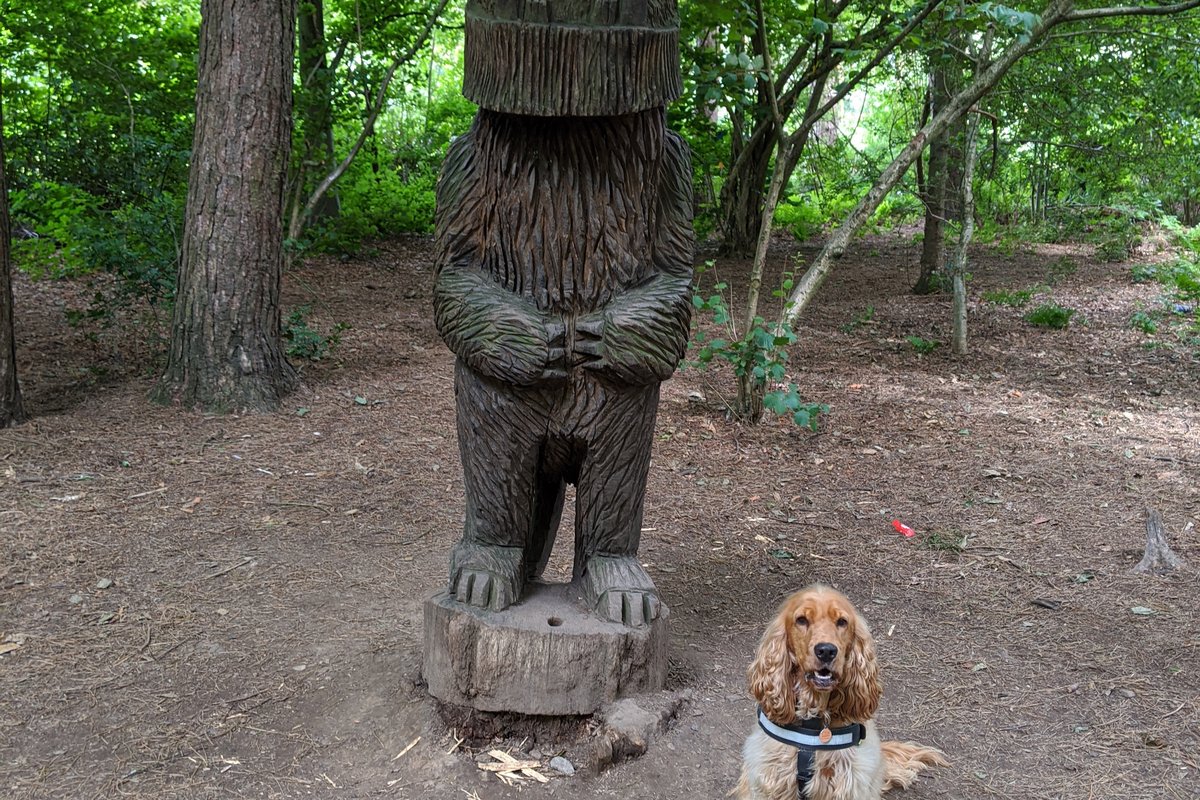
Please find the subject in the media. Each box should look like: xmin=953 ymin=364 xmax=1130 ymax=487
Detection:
xmin=688 ymin=262 xmax=828 ymax=430
xmin=923 ymin=529 xmax=969 ymax=552
xmin=905 ymin=335 xmax=940 ymax=354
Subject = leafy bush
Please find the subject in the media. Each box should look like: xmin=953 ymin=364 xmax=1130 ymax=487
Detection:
xmin=75 ymin=193 xmax=183 ymax=310
xmin=9 ymin=181 xmax=101 ymax=278
xmin=1129 ymin=310 xmax=1159 ymax=334
xmin=312 ymin=163 xmax=439 ymax=251
xmin=1130 ymin=257 xmax=1200 ymax=302
xmin=774 ymin=196 xmax=825 ymax=240
xmin=10 ymin=181 xmax=182 ymax=320
xmin=1025 ymin=303 xmax=1076 ymax=329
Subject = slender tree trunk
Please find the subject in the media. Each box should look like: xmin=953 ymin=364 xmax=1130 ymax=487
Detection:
xmin=914 ymin=58 xmax=951 ymax=294
xmin=153 ymin=0 xmax=298 ymax=412
xmin=949 ymin=123 xmax=977 ymax=355
xmin=294 ymin=0 xmax=339 ymax=226
xmin=948 ymin=30 xmax=991 ymax=355
xmin=0 ymin=76 xmax=26 ymax=427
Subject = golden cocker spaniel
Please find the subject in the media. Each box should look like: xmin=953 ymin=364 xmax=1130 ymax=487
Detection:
xmin=735 ymin=585 xmax=947 ymax=800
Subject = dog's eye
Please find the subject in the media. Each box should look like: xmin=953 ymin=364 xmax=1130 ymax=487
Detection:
xmin=796 ymin=615 xmax=809 ymax=626
xmin=836 ymin=618 xmax=849 ymax=628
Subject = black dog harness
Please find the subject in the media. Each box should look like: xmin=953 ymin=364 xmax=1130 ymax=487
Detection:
xmin=757 ymin=708 xmax=867 ymax=798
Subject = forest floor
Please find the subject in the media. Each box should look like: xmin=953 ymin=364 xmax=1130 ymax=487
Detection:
xmin=2 ymin=229 xmax=1198 ymax=800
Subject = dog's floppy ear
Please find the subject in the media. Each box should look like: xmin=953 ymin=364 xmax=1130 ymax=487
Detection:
xmin=748 ymin=610 xmax=797 ymax=724
xmin=834 ymin=610 xmax=882 ymax=722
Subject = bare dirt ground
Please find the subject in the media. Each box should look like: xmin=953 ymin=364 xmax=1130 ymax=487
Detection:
xmin=2 ymin=231 xmax=1197 ymax=800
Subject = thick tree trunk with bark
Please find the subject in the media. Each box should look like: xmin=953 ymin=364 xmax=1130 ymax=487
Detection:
xmin=0 ymin=77 xmax=25 ymax=427
xmin=153 ymin=0 xmax=297 ymax=412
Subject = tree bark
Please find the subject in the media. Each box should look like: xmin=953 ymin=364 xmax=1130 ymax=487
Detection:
xmin=720 ymin=115 xmax=777 ymax=257
xmin=914 ymin=57 xmax=951 ymax=295
xmin=0 ymin=75 xmax=26 ymax=427
xmin=153 ymin=0 xmax=297 ymax=412
xmin=948 ymin=29 xmax=992 ymax=355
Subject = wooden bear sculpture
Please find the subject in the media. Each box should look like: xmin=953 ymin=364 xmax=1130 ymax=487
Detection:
xmin=432 ymin=0 xmax=693 ymax=626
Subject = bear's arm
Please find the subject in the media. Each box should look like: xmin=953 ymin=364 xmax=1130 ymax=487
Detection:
xmin=433 ymin=263 xmax=564 ymax=387
xmin=577 ymin=132 xmax=695 ymax=386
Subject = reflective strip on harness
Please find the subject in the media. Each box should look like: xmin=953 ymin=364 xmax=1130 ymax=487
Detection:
xmin=757 ymin=709 xmax=864 ymax=750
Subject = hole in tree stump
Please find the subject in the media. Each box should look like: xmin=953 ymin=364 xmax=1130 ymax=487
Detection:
xmin=547 ymin=617 xmax=563 ymax=627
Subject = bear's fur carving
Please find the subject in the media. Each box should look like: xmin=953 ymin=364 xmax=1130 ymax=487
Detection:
xmin=432 ymin=106 xmax=693 ymax=626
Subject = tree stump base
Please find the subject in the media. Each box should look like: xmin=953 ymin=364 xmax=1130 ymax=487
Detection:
xmin=423 ymin=583 xmax=669 ymax=715
xmin=1132 ymin=508 xmax=1187 ymax=575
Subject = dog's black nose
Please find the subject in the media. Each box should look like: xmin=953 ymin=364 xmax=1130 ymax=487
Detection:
xmin=814 ymin=642 xmax=838 ymax=663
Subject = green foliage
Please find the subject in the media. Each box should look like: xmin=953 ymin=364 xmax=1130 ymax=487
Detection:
xmin=982 ymin=286 xmax=1039 ymax=307
xmin=1091 ymin=215 xmax=1142 ymax=262
xmin=922 ymin=529 xmax=969 ymax=553
xmin=1025 ymin=303 xmax=1076 ymax=329
xmin=762 ymin=384 xmax=829 ymax=432
xmin=11 ymin=180 xmax=182 ymax=316
xmin=1 ymin=0 xmax=198 ymax=204
xmin=839 ymin=305 xmax=875 ymax=333
xmin=905 ymin=335 xmax=940 ymax=354
xmin=1129 ymin=256 xmax=1200 ymax=303
xmin=9 ymin=181 xmax=100 ymax=278
xmin=73 ymin=193 xmax=183 ymax=311
xmin=1129 ymin=310 xmax=1159 ymax=334
xmin=319 ymin=162 xmax=439 ymax=249
xmin=284 ymin=306 xmax=348 ymax=361
xmin=774 ymin=197 xmax=826 ymax=241
xmin=689 ymin=262 xmax=828 ymax=430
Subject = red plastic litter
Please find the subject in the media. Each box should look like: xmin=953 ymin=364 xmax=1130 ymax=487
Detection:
xmin=892 ymin=520 xmax=916 ymax=538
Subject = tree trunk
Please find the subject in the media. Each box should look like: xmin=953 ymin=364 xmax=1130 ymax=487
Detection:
xmin=294 ymin=0 xmax=339 ymax=226
xmin=1132 ymin=508 xmax=1187 ymax=574
xmin=949 ymin=110 xmax=979 ymax=355
xmin=153 ymin=0 xmax=297 ymax=412
xmin=719 ymin=19 xmax=780 ymax=258
xmin=720 ymin=116 xmax=775 ymax=257
xmin=948 ymin=30 xmax=991 ymax=355
xmin=914 ymin=58 xmax=951 ymax=295
xmin=0 ymin=76 xmax=26 ymax=427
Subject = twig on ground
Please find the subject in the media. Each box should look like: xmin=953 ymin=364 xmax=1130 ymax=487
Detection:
xmin=203 ymin=557 xmax=253 ymax=580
